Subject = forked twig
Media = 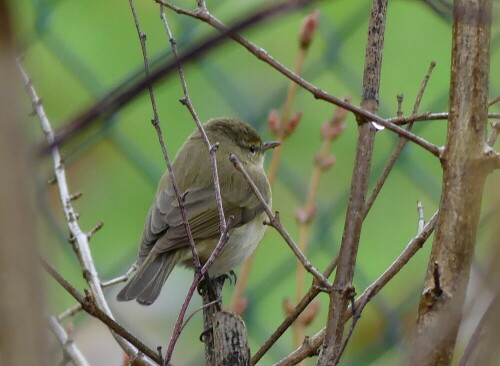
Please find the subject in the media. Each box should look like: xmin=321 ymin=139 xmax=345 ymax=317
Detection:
xmin=17 ymin=61 xmax=155 ymax=365
xmin=229 ymin=154 xmax=331 ymax=289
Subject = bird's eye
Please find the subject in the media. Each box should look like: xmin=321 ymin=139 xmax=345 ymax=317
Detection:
xmin=249 ymin=144 xmax=257 ymax=154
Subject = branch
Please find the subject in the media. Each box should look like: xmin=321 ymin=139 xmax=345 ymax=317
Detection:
xmin=47 ymin=317 xmax=91 ymax=366
xmin=317 ymin=1 xmax=388 ymax=363
xmin=275 ymin=211 xmax=438 ymax=365
xmin=41 ymin=257 xmax=163 ymax=365
xmin=229 ymin=154 xmax=331 ymax=289
xmin=409 ymin=1 xmax=493 ymax=364
xmin=388 ymin=112 xmax=500 ymax=126
xmin=158 ymin=0 xmax=442 ymax=158
xmin=44 ymin=0 xmax=316 ymax=151
xmin=362 ymin=61 xmax=436 ymax=219
xmin=251 ymin=257 xmax=338 ymax=365
xmin=128 ymin=0 xmax=201 ymax=270
xmin=17 ymin=61 xmax=157 ymax=365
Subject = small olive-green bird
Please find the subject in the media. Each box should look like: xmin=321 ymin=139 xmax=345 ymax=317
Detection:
xmin=117 ymin=117 xmax=279 ymax=305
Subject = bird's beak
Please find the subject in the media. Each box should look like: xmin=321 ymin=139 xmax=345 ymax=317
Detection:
xmin=261 ymin=141 xmax=281 ymax=152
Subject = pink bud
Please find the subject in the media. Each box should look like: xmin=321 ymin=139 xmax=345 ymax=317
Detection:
xmin=302 ymin=300 xmax=320 ymax=326
xmin=283 ymin=298 xmax=294 ymax=315
xmin=267 ymin=109 xmax=281 ymax=135
xmin=295 ymin=207 xmax=308 ymax=224
xmin=299 ymin=10 xmax=320 ymax=50
xmin=315 ymin=154 xmax=336 ymax=170
xmin=284 ymin=110 xmax=302 ymax=137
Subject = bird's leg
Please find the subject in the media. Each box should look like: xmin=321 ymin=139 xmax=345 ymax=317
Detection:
xmin=216 ymin=270 xmax=237 ymax=286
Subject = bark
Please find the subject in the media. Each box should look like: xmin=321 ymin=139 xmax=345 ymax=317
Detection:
xmin=0 ymin=2 xmax=47 ymax=365
xmin=315 ymin=0 xmax=387 ymax=364
xmin=408 ymin=1 xmax=492 ymax=365
xmin=202 ymin=277 xmax=249 ymax=366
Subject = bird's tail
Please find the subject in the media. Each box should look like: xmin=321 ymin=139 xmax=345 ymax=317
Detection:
xmin=116 ymin=251 xmax=180 ymax=305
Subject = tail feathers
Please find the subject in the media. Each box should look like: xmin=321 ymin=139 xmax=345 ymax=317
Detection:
xmin=116 ymin=251 xmax=180 ymax=305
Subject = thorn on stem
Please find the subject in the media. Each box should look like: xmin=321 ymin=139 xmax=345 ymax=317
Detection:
xmin=210 ymin=142 xmax=220 ymax=153
xmin=87 ymin=221 xmax=104 ymax=240
xmin=69 ymin=191 xmax=83 ymax=201
xmin=397 ymin=94 xmax=404 ymax=117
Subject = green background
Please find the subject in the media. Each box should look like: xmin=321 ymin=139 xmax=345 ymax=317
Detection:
xmin=9 ymin=0 xmax=500 ymax=364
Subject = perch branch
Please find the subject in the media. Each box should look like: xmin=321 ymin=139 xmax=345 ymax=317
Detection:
xmin=274 ymin=211 xmax=438 ymax=365
xmin=158 ymin=0 xmax=442 ymax=158
xmin=17 ymin=61 xmax=156 ymax=365
xmin=230 ymin=154 xmax=331 ymax=289
xmin=47 ymin=316 xmax=90 ymax=366
xmin=41 ymin=257 xmax=163 ymax=365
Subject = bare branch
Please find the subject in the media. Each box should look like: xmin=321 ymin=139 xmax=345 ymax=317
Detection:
xmin=128 ymin=0 xmax=201 ymax=270
xmin=44 ymin=0 xmax=316 ymax=151
xmin=229 ymin=154 xmax=331 ymax=289
xmin=487 ymin=121 xmax=500 ymax=146
xmin=41 ymin=257 xmax=163 ymax=365
xmin=17 ymin=61 xmax=156 ymax=366
xmin=158 ymin=0 xmax=441 ymax=158
xmin=409 ymin=1 xmax=493 ymax=364
xmin=275 ymin=211 xmax=438 ymax=365
xmin=363 ymin=61 xmax=436 ymax=220
xmin=47 ymin=317 xmax=90 ymax=366
xmin=317 ymin=1 xmax=388 ymax=363
xmin=251 ymin=256 xmax=339 ymax=365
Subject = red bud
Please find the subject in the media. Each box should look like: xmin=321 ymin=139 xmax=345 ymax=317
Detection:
xmin=267 ymin=109 xmax=281 ymax=135
xmin=295 ymin=205 xmax=317 ymax=224
xmin=283 ymin=298 xmax=294 ymax=316
xmin=301 ymin=300 xmax=320 ymax=326
xmin=315 ymin=154 xmax=336 ymax=170
xmin=299 ymin=10 xmax=320 ymax=50
xmin=284 ymin=110 xmax=302 ymax=137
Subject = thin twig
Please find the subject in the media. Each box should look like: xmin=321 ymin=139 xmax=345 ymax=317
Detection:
xmin=47 ymin=316 xmax=90 ymax=366
xmin=158 ymin=0 xmax=442 ymax=158
xmin=293 ymin=105 xmax=345 ymax=349
xmin=389 ymin=112 xmax=500 ymax=125
xmin=274 ymin=211 xmax=438 ymax=365
xmin=164 ymin=223 xmax=232 ymax=365
xmin=327 ymin=202 xmax=429 ymax=366
xmin=160 ymin=5 xmax=227 ymax=236
xmin=46 ymin=0 xmax=315 ymax=151
xmin=128 ymin=0 xmax=201 ymax=269
xmin=457 ymin=291 xmax=500 ymax=366
xmin=488 ymin=94 xmax=500 ymax=107
xmin=251 ymin=256 xmax=338 ymax=365
xmin=57 ymin=303 xmax=83 ymax=322
xmin=231 ymin=10 xmax=317 ymax=312
xmin=16 ymin=61 xmax=155 ymax=365
xmin=487 ymin=121 xmax=500 ymax=146
xmin=362 ymin=61 xmax=436 ymax=220
xmin=41 ymin=257 xmax=163 ymax=365
xmin=101 ymin=261 xmax=138 ymax=288
xmin=180 ymin=298 xmax=222 ymax=334
xmin=417 ymin=201 xmax=425 ymax=234
xmin=229 ymin=154 xmax=331 ymax=289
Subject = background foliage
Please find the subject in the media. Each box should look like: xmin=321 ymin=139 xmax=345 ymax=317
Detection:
xmin=9 ymin=0 xmax=500 ymax=364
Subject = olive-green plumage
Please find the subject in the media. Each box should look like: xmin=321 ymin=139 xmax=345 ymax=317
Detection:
xmin=117 ymin=118 xmax=279 ymax=305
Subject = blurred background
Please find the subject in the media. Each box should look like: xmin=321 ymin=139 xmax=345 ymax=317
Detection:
xmin=7 ymin=0 xmax=500 ymax=364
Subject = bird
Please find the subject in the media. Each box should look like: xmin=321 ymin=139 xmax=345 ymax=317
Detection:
xmin=117 ymin=117 xmax=280 ymax=305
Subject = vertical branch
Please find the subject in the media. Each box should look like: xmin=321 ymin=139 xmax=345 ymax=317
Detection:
xmin=408 ymin=1 xmax=492 ymax=365
xmin=0 ymin=7 xmax=47 ymax=363
xmin=17 ymin=63 xmax=156 ymax=365
xmin=316 ymin=0 xmax=388 ymax=364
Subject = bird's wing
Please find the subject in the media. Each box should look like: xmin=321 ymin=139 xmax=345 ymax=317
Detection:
xmin=138 ymin=164 xmax=270 ymax=261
